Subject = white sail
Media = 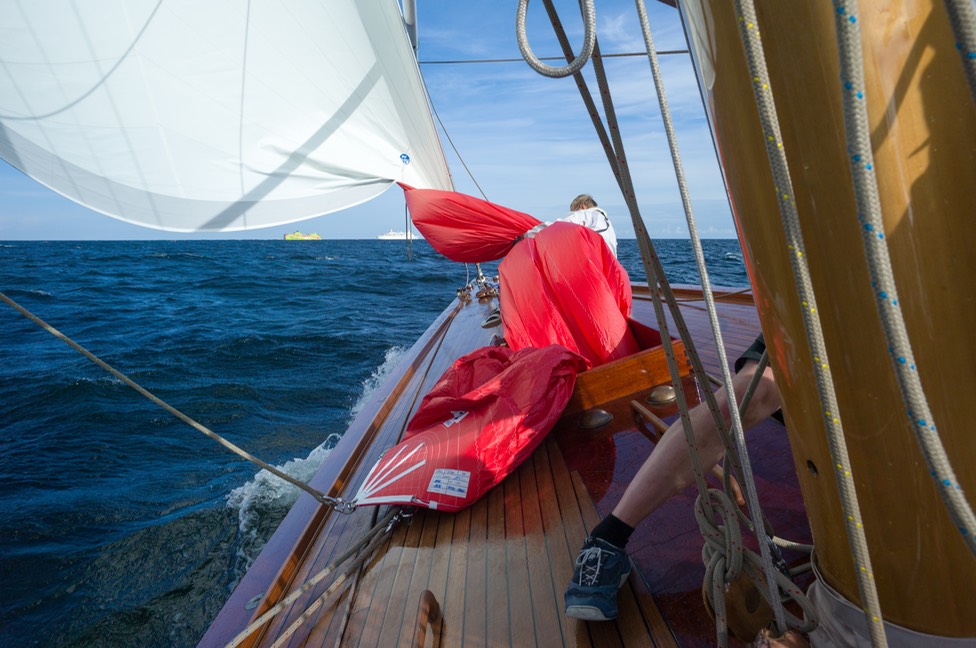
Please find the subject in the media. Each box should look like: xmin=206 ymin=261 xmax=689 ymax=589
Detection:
xmin=0 ymin=0 xmax=452 ymax=232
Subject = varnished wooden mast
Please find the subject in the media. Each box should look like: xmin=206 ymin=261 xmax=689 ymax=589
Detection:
xmin=677 ymin=0 xmax=976 ymax=636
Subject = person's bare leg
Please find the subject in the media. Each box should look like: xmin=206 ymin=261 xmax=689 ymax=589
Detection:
xmin=612 ymin=359 xmax=780 ymax=528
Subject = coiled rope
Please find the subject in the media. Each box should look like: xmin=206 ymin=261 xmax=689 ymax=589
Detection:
xmin=732 ymin=0 xmax=887 ymax=644
xmin=833 ymin=0 xmax=976 ymax=554
xmin=516 ymin=0 xmax=596 ymax=78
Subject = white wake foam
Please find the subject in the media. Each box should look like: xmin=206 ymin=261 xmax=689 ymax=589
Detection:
xmin=226 ymin=344 xmax=408 ymax=569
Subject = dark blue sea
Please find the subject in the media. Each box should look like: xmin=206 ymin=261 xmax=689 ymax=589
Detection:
xmin=0 ymin=239 xmax=747 ymax=647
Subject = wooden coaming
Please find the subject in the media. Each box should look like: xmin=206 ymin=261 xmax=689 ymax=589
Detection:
xmin=202 ymin=284 xmax=789 ymax=647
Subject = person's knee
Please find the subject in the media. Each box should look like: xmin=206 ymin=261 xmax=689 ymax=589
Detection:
xmin=734 ymin=361 xmax=780 ymax=426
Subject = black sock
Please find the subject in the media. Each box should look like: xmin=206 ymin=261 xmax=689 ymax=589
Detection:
xmin=590 ymin=513 xmax=634 ymax=549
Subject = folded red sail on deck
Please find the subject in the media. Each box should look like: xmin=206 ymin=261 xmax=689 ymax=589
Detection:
xmin=353 ymin=345 xmax=585 ymax=512
xmin=401 ymin=185 xmax=541 ymax=262
xmin=499 ymin=221 xmax=640 ymax=368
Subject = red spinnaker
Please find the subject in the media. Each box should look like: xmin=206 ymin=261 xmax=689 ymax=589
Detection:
xmin=401 ymin=185 xmax=541 ymax=262
xmin=353 ymin=345 xmax=586 ymax=512
xmin=499 ymin=221 xmax=640 ymax=368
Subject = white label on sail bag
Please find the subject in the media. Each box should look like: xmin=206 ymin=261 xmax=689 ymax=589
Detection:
xmin=427 ymin=469 xmax=470 ymax=497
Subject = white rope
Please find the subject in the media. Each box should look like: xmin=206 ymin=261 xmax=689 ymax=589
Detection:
xmin=516 ymin=0 xmax=596 ymax=78
xmin=633 ymin=1 xmax=807 ymax=638
xmin=224 ymin=506 xmax=400 ymax=648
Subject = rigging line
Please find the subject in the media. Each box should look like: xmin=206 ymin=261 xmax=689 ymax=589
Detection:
xmin=0 ymin=291 xmax=350 ymax=512
xmin=428 ymin=98 xmax=488 ymax=201
xmin=418 ymin=50 xmax=688 ymax=65
xmin=530 ymin=0 xmax=719 ymax=532
xmin=538 ymin=0 xmax=749 ymax=502
xmin=635 ymin=0 xmax=796 ymax=637
xmin=404 ymin=201 xmax=412 ymax=261
xmin=529 ymin=12 xmax=790 ymax=641
xmin=835 ymin=0 xmax=976 ymax=553
xmin=225 ymin=506 xmax=399 ymax=648
xmin=942 ymin=0 xmax=976 ymax=103
xmin=269 ymin=515 xmax=393 ymax=648
xmin=733 ymin=0 xmax=887 ymax=643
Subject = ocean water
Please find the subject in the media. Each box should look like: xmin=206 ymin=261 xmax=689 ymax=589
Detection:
xmin=0 ymin=238 xmax=747 ymax=647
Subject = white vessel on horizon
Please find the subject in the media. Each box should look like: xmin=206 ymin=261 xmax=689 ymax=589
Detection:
xmin=376 ymin=229 xmax=421 ymax=240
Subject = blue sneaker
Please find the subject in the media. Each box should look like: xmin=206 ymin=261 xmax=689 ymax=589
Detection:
xmin=564 ymin=537 xmax=633 ymax=621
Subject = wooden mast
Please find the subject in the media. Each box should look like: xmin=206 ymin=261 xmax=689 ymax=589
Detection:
xmin=677 ymin=0 xmax=976 ymax=636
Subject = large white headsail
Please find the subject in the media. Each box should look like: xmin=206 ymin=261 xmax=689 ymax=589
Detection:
xmin=0 ymin=0 xmax=452 ymax=232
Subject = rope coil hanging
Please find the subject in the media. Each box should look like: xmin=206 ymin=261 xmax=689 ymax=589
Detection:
xmin=516 ymin=0 xmax=596 ymax=77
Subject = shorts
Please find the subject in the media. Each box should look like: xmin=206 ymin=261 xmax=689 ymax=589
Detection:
xmin=734 ymin=333 xmax=767 ymax=373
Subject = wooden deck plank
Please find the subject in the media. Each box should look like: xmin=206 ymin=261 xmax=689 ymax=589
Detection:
xmin=393 ymin=511 xmax=441 ymax=648
xmin=461 ymin=490 xmax=489 ymax=646
xmin=420 ymin=511 xmax=455 ymax=646
xmin=485 ymin=485 xmax=511 ymax=646
xmin=441 ymin=506 xmax=471 ymax=647
xmin=502 ymin=463 xmax=536 ymax=646
xmin=519 ymin=446 xmax=571 ymax=647
xmin=534 ymin=438 xmax=595 ymax=648
xmin=374 ymin=511 xmax=426 ymax=648
xmin=350 ymin=521 xmax=411 ymax=648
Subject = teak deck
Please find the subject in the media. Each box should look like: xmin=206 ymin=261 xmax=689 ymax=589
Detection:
xmin=202 ymin=283 xmax=810 ymax=647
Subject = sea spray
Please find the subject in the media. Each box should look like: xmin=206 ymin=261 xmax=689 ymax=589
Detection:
xmin=225 ymin=439 xmax=335 ymax=576
xmin=224 ymin=344 xmax=407 ymax=572
xmin=349 ymin=345 xmax=406 ymax=420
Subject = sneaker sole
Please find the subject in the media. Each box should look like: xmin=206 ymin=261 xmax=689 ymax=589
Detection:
xmin=565 ymin=604 xmax=615 ymax=621
xmin=564 ymin=563 xmax=632 ymax=622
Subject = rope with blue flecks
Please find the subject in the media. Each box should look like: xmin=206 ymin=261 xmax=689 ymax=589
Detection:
xmin=833 ymin=0 xmax=976 ymax=557
xmin=731 ymin=1 xmax=889 ymax=645
xmin=943 ymin=0 xmax=976 ymax=103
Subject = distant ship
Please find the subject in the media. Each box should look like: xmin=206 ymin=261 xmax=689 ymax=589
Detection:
xmin=283 ymin=231 xmax=321 ymax=240
xmin=377 ymin=229 xmax=422 ymax=240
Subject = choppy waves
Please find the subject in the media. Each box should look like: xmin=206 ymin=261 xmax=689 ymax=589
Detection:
xmin=0 ymin=238 xmax=747 ymax=646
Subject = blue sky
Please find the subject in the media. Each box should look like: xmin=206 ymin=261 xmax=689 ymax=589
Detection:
xmin=0 ymin=1 xmax=735 ymax=241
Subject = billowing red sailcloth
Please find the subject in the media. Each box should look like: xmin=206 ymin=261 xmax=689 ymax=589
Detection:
xmin=353 ymin=345 xmax=586 ymax=512
xmin=401 ymin=185 xmax=541 ymax=262
xmin=499 ymin=221 xmax=640 ymax=368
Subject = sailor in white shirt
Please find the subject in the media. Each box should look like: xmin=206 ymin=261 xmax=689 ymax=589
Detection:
xmin=524 ymin=193 xmax=618 ymax=257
